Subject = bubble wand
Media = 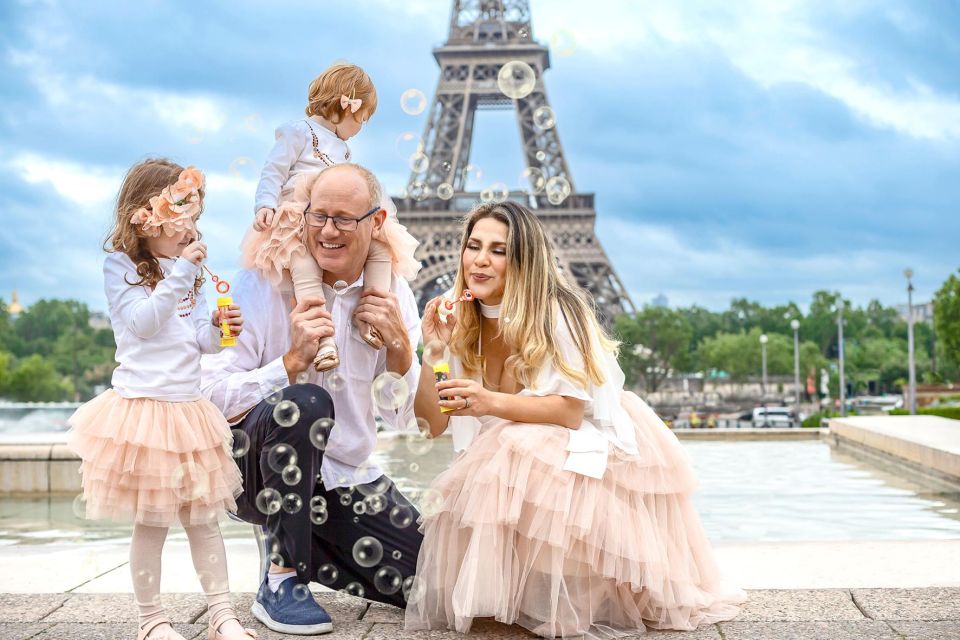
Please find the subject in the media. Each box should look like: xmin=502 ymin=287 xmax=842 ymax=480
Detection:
xmin=434 ymin=289 xmax=474 ymax=412
xmin=202 ymin=264 xmax=236 ymax=348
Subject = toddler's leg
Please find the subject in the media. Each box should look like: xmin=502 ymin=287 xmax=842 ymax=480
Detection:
xmin=357 ymin=239 xmax=392 ymax=349
xmin=131 ymin=523 xmax=183 ymax=639
xmin=289 ymin=252 xmax=339 ymax=372
xmin=182 ymin=516 xmax=249 ymax=638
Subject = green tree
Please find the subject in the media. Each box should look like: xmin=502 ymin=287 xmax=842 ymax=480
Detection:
xmin=934 ymin=270 xmax=960 ymax=376
xmin=13 ymin=299 xmax=92 ymax=357
xmin=6 ymin=354 xmax=72 ymax=401
xmin=614 ymin=307 xmax=693 ymax=391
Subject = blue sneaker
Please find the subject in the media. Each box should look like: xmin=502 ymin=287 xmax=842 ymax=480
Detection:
xmin=251 ymin=573 xmax=334 ymax=635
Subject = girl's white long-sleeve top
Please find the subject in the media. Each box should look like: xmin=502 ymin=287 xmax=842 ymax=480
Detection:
xmin=104 ymin=252 xmax=222 ymax=401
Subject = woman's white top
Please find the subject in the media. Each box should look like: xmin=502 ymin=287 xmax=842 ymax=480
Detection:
xmin=254 ymin=117 xmax=351 ymax=213
xmin=448 ymin=307 xmax=640 ymax=479
xmin=104 ymin=252 xmax=222 ymax=401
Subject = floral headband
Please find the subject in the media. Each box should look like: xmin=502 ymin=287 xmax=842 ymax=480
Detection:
xmin=129 ymin=166 xmax=205 ymax=238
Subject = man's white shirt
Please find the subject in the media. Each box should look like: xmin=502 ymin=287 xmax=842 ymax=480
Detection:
xmin=200 ymin=269 xmax=421 ymax=489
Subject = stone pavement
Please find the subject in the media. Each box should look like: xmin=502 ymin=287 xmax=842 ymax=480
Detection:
xmin=1 ymin=588 xmax=958 ymax=640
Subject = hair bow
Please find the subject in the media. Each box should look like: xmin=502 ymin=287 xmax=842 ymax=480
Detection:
xmin=340 ymin=94 xmax=363 ymax=113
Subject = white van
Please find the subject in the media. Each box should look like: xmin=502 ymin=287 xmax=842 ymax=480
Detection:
xmin=752 ymin=406 xmax=794 ymax=428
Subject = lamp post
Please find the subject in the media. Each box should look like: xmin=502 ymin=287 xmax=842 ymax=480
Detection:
xmin=837 ymin=303 xmax=847 ymax=417
xmin=905 ymin=268 xmax=917 ymax=414
xmin=759 ymin=333 xmax=769 ymax=397
xmin=791 ymin=319 xmax=801 ymax=425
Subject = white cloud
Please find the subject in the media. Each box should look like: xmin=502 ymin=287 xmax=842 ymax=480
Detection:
xmin=9 ymin=153 xmax=118 ymax=208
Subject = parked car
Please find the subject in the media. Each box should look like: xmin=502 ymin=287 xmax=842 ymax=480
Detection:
xmin=752 ymin=406 xmax=794 ymax=428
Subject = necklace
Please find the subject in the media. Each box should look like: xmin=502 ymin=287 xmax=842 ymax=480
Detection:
xmin=304 ymin=119 xmax=351 ymax=164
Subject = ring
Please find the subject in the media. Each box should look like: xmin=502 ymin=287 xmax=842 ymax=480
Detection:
xmin=463 ymin=397 xmax=470 ymax=409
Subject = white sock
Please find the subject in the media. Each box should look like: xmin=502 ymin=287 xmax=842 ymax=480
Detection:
xmin=267 ymin=569 xmax=297 ymax=593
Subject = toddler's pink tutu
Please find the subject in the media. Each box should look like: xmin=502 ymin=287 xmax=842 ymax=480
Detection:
xmin=405 ymin=391 xmax=745 ymax=638
xmin=67 ymin=389 xmax=242 ymax=527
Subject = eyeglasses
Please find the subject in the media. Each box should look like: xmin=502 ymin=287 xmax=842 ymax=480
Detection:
xmin=303 ymin=206 xmax=379 ymax=232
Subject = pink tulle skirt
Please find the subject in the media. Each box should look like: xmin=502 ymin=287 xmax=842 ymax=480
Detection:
xmin=405 ymin=392 xmax=745 ymax=638
xmin=67 ymin=389 xmax=243 ymax=527
xmin=240 ymin=192 xmax=421 ymax=288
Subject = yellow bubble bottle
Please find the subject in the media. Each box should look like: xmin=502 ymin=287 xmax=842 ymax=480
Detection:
xmin=217 ymin=296 xmax=237 ymax=347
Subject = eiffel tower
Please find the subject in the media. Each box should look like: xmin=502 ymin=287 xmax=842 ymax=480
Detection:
xmin=395 ymin=0 xmax=635 ymax=324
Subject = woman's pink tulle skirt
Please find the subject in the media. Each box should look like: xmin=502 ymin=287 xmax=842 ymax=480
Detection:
xmin=405 ymin=392 xmax=745 ymax=638
xmin=67 ymin=389 xmax=242 ymax=528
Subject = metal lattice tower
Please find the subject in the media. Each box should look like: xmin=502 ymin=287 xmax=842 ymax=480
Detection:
xmin=396 ymin=0 xmax=635 ymax=324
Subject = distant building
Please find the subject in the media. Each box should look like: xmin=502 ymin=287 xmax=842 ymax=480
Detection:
xmin=895 ymin=301 xmax=934 ymax=324
xmin=88 ymin=312 xmax=111 ymax=330
xmin=651 ymin=293 xmax=669 ymax=308
xmin=7 ymin=290 xmax=23 ymax=320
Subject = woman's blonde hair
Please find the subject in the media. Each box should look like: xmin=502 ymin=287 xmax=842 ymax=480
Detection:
xmin=305 ymin=63 xmax=378 ymax=124
xmin=449 ymin=201 xmax=618 ymax=390
xmin=103 ymin=158 xmax=204 ymax=292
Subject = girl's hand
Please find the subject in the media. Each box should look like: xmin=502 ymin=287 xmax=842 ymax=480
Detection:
xmin=253 ymin=208 xmax=276 ymax=232
xmin=437 ymin=378 xmax=499 ymax=417
xmin=212 ymin=304 xmax=243 ymax=336
xmin=422 ymin=296 xmax=455 ymax=346
xmin=182 ymin=240 xmax=207 ymax=265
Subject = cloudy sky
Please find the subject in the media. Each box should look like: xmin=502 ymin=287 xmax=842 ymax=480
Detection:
xmin=1 ymin=0 xmax=957 ymax=313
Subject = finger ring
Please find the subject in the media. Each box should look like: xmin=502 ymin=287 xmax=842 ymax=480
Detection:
xmin=463 ymin=397 xmax=470 ymax=409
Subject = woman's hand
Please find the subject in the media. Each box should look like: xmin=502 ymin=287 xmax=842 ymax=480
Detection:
xmin=212 ymin=304 xmax=243 ymax=336
xmin=422 ymin=296 xmax=455 ymax=346
xmin=253 ymin=208 xmax=276 ymax=232
xmin=437 ymin=378 xmax=500 ymax=418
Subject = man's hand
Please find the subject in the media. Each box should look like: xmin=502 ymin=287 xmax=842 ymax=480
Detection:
xmin=354 ymin=289 xmax=412 ymax=374
xmin=211 ymin=304 xmax=244 ymax=336
xmin=283 ymin=296 xmax=334 ymax=378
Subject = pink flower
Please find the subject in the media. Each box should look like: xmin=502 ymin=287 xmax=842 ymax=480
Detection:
xmin=169 ymin=166 xmax=205 ymax=204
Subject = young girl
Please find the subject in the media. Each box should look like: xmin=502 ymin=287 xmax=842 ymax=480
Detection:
xmin=407 ymin=202 xmax=745 ymax=638
xmin=241 ymin=62 xmax=420 ymax=371
xmin=68 ymin=159 xmax=256 ymax=640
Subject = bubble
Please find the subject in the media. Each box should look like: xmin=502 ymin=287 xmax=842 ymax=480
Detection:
xmin=535 ymin=150 xmax=546 ymax=162
xmin=392 ymin=550 xmax=402 ymax=560
xmin=357 ymin=475 xmax=392 ymax=498
xmin=489 ymin=182 xmax=509 ymax=202
xmin=255 ymin=488 xmax=282 ymax=515
xmin=373 ymin=566 xmax=403 ymax=595
xmin=333 ymin=280 xmax=349 ymax=294
xmin=399 ymin=88 xmax=428 ymax=115
xmin=310 ymin=495 xmax=327 ymax=512
xmin=364 ymin=494 xmax=387 ymax=515
xmin=406 ymin=428 xmax=434 ymax=456
xmin=282 ymin=493 xmax=303 ymax=514
xmin=352 ymin=501 xmax=367 ymax=516
xmin=172 ymin=461 xmax=209 ymax=501
xmin=327 ymin=372 xmax=346 ymax=391
xmin=389 ymin=505 xmax=414 ymax=529
xmin=422 ymin=340 xmax=450 ymax=367
xmin=267 ymin=444 xmax=297 ymax=473
xmin=265 ymin=386 xmax=283 ymax=405
xmin=409 ymin=462 xmax=421 ymax=473
xmin=441 ymin=160 xmax=453 ymax=173
xmin=198 ymin=570 xmax=225 ymax=592
xmin=292 ymin=583 xmax=311 ymax=602
xmin=282 ymin=464 xmax=303 ymax=486
xmin=436 ymin=182 xmax=454 ymax=200
xmin=344 ymin=582 xmax=365 ymax=598
xmin=229 ymin=156 xmax=255 ymax=177
xmin=295 ymin=371 xmax=310 ymax=385
xmin=371 ymin=372 xmax=410 ymax=411
xmin=395 ymin=131 xmax=424 ymax=160
xmin=71 ymin=494 xmax=87 ymax=519
xmin=297 ymin=561 xmax=308 ymax=574
xmin=242 ymin=113 xmax=261 ymax=131
xmin=520 ymin=167 xmax=546 ymax=194
xmin=480 ymin=188 xmax=493 ymax=203
xmin=133 ymin=569 xmax=155 ymax=589
xmin=533 ymin=106 xmax=556 ymax=130
xmin=353 ymin=536 xmax=384 ymax=568
xmin=461 ymin=164 xmax=483 ymax=187
xmin=419 ymin=488 xmax=445 ymax=518
xmin=551 ymin=29 xmax=576 ymax=57
xmin=310 ymin=508 xmax=329 ymax=525
xmin=408 ymin=181 xmax=432 ymax=201
xmin=409 ymin=151 xmax=430 ymax=174
xmin=497 ymin=60 xmax=536 ymax=99
xmin=403 ymin=575 xmax=425 ymax=603
xmin=317 ymin=563 xmax=339 ymax=585
xmin=517 ymin=26 xmax=529 ymax=39
xmin=339 ymin=493 xmax=353 ymax=507
xmin=268 ymin=552 xmax=285 ymax=567
xmin=545 ymin=175 xmax=571 ymax=205
xmin=309 ymin=418 xmax=333 ymax=450
xmin=273 ymin=400 xmax=300 ymax=427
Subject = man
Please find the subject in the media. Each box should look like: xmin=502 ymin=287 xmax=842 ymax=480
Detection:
xmin=202 ymin=163 xmax=423 ymax=635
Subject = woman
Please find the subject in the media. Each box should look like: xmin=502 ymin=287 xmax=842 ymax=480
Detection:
xmin=405 ymin=201 xmax=744 ymax=638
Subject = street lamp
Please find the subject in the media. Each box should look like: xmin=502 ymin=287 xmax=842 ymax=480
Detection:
xmin=791 ymin=319 xmax=801 ymax=425
xmin=759 ymin=333 xmax=769 ymax=396
xmin=835 ymin=303 xmax=847 ymax=417
xmin=905 ymin=268 xmax=917 ymax=414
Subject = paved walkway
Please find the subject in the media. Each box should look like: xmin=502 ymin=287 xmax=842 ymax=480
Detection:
xmin=1 ymin=588 xmax=958 ymax=639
